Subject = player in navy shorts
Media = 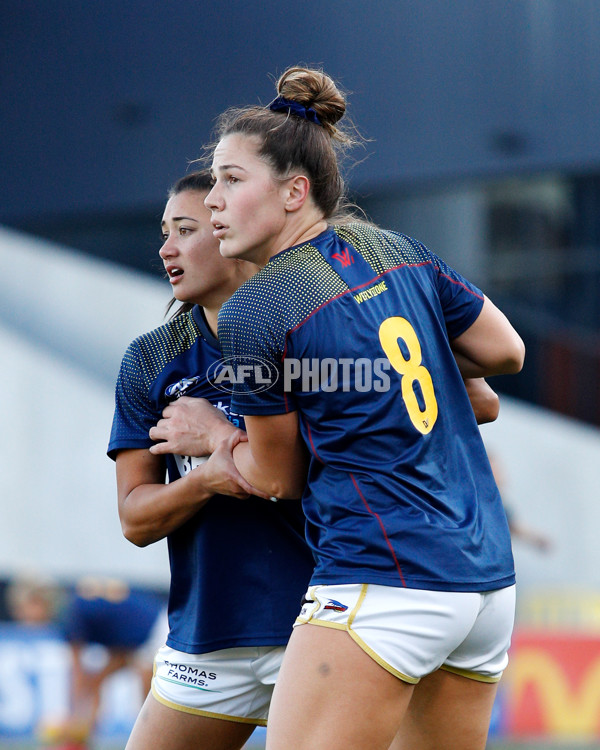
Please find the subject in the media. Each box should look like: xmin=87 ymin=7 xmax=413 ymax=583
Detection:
xmin=108 ymin=171 xmax=314 ymax=750
xmin=187 ymin=66 xmax=525 ymax=750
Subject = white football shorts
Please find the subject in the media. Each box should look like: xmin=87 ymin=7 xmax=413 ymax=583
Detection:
xmin=295 ymin=582 xmax=516 ymax=684
xmin=151 ymin=644 xmax=285 ymax=725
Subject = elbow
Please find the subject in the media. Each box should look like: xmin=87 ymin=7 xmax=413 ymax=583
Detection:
xmin=504 ymin=338 xmax=526 ymax=374
xmin=120 ymin=519 xmax=154 ymax=548
xmin=486 ymin=335 xmax=526 ymax=376
xmin=478 ymin=391 xmax=500 ymax=425
xmin=261 ymin=461 xmax=308 ymax=500
xmin=235 ymin=441 xmax=308 ymax=500
xmin=269 ymin=478 xmax=305 ymax=501
xmin=247 ymin=473 xmax=304 ymax=501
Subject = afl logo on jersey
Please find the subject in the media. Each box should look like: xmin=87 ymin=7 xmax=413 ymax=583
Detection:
xmin=206 ymin=356 xmax=279 ymax=394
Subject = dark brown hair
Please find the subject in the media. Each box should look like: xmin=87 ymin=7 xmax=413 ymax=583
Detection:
xmin=167 ymin=170 xmax=213 ymax=199
xmin=212 ymin=66 xmax=360 ymax=221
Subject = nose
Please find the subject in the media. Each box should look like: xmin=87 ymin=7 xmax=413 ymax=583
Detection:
xmin=204 ymin=183 xmax=222 ymax=211
xmin=159 ymin=234 xmax=178 ymax=261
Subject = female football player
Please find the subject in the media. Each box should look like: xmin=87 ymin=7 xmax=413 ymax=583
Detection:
xmin=192 ymin=66 xmax=524 ymax=750
xmin=108 ymin=171 xmax=315 ymax=750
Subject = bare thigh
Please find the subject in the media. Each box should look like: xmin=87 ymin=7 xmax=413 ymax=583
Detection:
xmin=388 ymin=669 xmax=499 ymax=750
xmin=126 ymin=692 xmax=256 ymax=750
xmin=265 ymin=624 xmax=414 ymax=750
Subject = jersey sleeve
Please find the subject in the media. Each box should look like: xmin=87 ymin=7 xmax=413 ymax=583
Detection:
xmin=217 ymin=294 xmax=291 ymax=416
xmin=431 ymin=252 xmax=485 ymax=338
xmin=107 ymin=339 xmax=159 ymax=459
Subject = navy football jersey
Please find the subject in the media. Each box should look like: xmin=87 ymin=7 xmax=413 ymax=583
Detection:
xmin=61 ymin=582 xmax=163 ymax=649
xmin=218 ymin=224 xmax=515 ymax=593
xmin=108 ymin=305 xmax=314 ymax=653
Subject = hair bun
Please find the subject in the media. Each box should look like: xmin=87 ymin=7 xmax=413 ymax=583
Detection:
xmin=277 ymin=66 xmax=346 ymax=137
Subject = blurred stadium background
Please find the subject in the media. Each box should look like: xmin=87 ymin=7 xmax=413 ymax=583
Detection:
xmin=2 ymin=1 xmax=600 ymax=746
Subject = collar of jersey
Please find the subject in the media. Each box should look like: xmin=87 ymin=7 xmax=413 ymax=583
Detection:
xmin=192 ymin=304 xmax=220 ymax=350
xmin=266 ymin=225 xmax=333 ymax=265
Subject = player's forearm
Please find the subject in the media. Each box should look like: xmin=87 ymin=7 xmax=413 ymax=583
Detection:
xmin=232 ymin=440 xmax=306 ymax=500
xmin=119 ymin=475 xmax=212 ymax=547
xmin=148 ymin=396 xmax=239 ymax=457
xmin=452 ymin=350 xmax=490 ymax=379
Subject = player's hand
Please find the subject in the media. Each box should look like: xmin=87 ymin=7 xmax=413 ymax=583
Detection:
xmin=149 ymin=397 xmax=237 ymax=456
xmin=196 ymin=431 xmax=271 ymax=500
xmin=463 ymin=377 xmax=499 ymax=424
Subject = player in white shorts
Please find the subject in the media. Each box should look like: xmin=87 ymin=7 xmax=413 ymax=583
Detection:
xmin=108 ymin=172 xmax=314 ymax=750
xmin=152 ymin=645 xmax=284 ymax=723
xmin=196 ymin=64 xmax=525 ymax=749
xmin=297 ymin=583 xmax=515 ymax=684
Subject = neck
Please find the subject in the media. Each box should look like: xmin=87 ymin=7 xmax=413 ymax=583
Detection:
xmin=203 ymin=306 xmax=220 ymax=337
xmin=287 ymin=219 xmax=329 ymax=250
xmin=256 ymin=216 xmax=329 ymax=268
xmin=199 ymin=264 xmax=256 ymax=337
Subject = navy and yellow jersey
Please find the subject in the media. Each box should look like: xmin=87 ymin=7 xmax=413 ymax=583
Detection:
xmin=108 ymin=305 xmax=313 ymax=654
xmin=218 ymin=224 xmax=515 ymax=593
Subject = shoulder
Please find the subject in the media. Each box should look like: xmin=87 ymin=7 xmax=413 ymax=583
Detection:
xmin=126 ymin=309 xmax=201 ymax=356
xmin=130 ymin=309 xmax=199 ymax=353
xmin=120 ymin=309 xmax=203 ymax=379
xmin=219 ymin=240 xmax=346 ymax=330
xmin=334 ymin=222 xmax=434 ymax=268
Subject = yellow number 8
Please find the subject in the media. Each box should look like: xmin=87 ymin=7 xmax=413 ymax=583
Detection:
xmin=378 ymin=317 xmax=438 ymax=434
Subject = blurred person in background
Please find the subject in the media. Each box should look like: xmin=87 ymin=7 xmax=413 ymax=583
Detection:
xmin=488 ymin=452 xmax=553 ymax=553
xmin=5 ymin=571 xmax=61 ymax=627
xmin=5 ymin=573 xmax=166 ymax=750
xmin=40 ymin=576 xmax=167 ymax=750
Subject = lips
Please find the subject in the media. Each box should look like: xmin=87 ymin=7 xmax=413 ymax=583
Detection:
xmin=211 ymin=220 xmax=228 ymax=240
xmin=165 ymin=264 xmax=184 ymax=283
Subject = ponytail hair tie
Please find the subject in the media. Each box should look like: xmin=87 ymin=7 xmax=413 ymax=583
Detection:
xmin=268 ymin=95 xmax=321 ymax=125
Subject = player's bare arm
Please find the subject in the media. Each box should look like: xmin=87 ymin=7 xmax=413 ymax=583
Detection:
xmin=230 ymin=411 xmax=309 ymax=500
xmin=462 ymin=377 xmax=499 ymax=424
xmin=451 ymin=337 xmax=500 ymax=424
xmin=117 ymin=432 xmax=265 ymax=547
xmin=451 ymin=296 xmax=525 ymax=378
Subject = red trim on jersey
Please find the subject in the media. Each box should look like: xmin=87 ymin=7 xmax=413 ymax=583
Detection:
xmin=283 ymin=389 xmax=291 ymax=413
xmin=439 ymin=272 xmax=484 ymax=300
xmin=282 ymin=260 xmax=440 ymax=359
xmin=281 ymin=287 xmax=351 ymax=360
xmin=281 ymin=259 xmax=482 ymax=360
xmin=350 ymin=473 xmax=406 ymax=586
xmin=304 ymin=420 xmax=324 ymax=463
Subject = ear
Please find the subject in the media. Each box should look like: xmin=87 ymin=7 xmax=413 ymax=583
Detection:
xmin=284 ymin=174 xmax=311 ymax=213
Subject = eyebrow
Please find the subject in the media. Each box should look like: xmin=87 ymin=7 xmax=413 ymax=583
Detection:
xmin=161 ymin=216 xmax=200 ymax=225
xmin=213 ymin=164 xmax=247 ymax=173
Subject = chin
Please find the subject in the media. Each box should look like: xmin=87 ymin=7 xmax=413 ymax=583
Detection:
xmin=219 ymin=244 xmax=244 ymax=260
xmin=173 ymin=289 xmax=194 ymax=304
